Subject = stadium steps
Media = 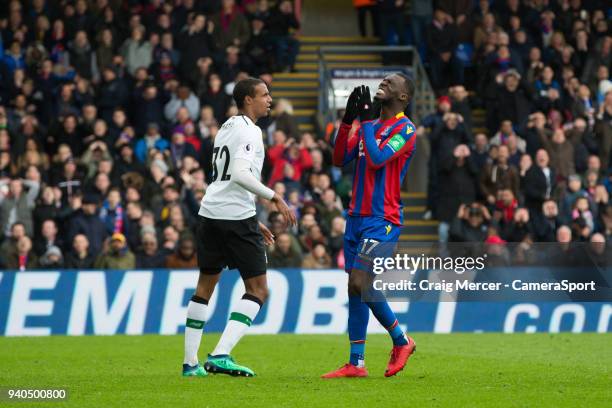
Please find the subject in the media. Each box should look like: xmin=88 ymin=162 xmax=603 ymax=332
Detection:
xmin=295 ymin=62 xmax=382 ymax=70
xmin=299 ymin=36 xmax=380 ymax=45
xmin=270 ymin=35 xmax=383 ymax=132
xmin=400 ymin=192 xmax=438 ymax=243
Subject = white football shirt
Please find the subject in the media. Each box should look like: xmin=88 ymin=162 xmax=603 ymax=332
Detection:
xmin=199 ymin=115 xmax=266 ymax=220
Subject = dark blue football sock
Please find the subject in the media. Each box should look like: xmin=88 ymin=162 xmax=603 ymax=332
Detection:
xmin=348 ymin=295 xmax=369 ymax=366
xmin=366 ymin=300 xmax=407 ymax=346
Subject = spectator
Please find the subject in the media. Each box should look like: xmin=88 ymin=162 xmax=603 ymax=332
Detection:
xmin=268 ymin=232 xmax=303 ymax=268
xmin=5 ymin=236 xmax=38 ymax=271
xmin=96 ymin=68 xmax=128 ymax=123
xmin=200 ymin=73 xmax=231 ymax=124
xmin=490 ymin=120 xmax=526 ymax=152
xmin=64 ymin=234 xmax=95 ymax=269
xmin=88 ymin=172 xmax=112 ymax=198
xmin=162 ymin=225 xmax=180 ymax=252
xmin=124 ymin=201 xmax=144 ymax=250
xmin=503 ymin=206 xmax=533 ymax=243
xmin=212 ymin=0 xmax=251 ymax=52
xmin=523 ymin=111 xmax=549 ymax=157
xmin=33 ymin=186 xmax=62 ymax=234
xmin=411 ymin=0 xmax=433 ymax=49
xmin=169 ymin=132 xmax=197 ymax=169
xmin=67 ymin=193 xmax=108 ymax=255
xmin=165 ymin=235 xmax=197 ymax=268
xmin=426 ymin=9 xmax=463 ymax=90
xmin=266 ymin=99 xmax=300 ymax=141
xmin=449 ymin=202 xmax=490 ymax=242
xmin=0 ymin=178 xmax=38 ymax=237
xmin=353 ymin=0 xmax=380 ymax=38
xmin=531 ymin=199 xmax=562 ymax=242
xmin=152 ymin=51 xmax=178 ymax=86
xmin=480 ymin=144 xmax=520 ymax=204
xmin=300 ymin=224 xmax=328 ymax=252
xmin=134 ymin=123 xmax=170 ymax=163
xmin=431 ymin=112 xmax=472 ymax=163
xmin=419 ymin=95 xmax=452 ymax=133
xmin=267 ymin=137 xmax=313 ymax=187
xmin=54 ymin=156 xmax=83 ymax=205
xmin=99 ymin=187 xmax=127 ymax=236
xmin=594 ymin=90 xmax=612 ymax=171
xmin=177 ymin=14 xmax=215 ymax=83
xmin=120 ymin=26 xmax=153 ymax=76
xmin=164 ymin=84 xmax=200 ymax=123
xmin=133 ymin=84 xmax=164 ymax=136
xmin=68 ymin=30 xmax=94 ymax=80
xmin=316 ymin=188 xmax=343 ymax=233
xmin=245 ymin=18 xmax=274 ymax=76
xmin=94 ymin=233 xmax=136 ymax=269
xmin=81 ymin=140 xmax=113 ymax=180
xmin=492 ymin=70 xmax=532 ymax=133
xmin=449 ymin=85 xmax=473 ymax=131
xmin=38 ymin=245 xmax=64 ymax=268
xmin=94 ymin=29 xmax=115 ymax=78
xmin=268 ymin=211 xmax=302 ymax=254
xmin=560 ymin=174 xmax=588 ymax=221
xmin=436 ymin=144 xmax=477 ymax=243
xmin=474 ymin=12 xmax=502 ymax=51
xmin=115 ymin=144 xmax=146 ymax=176
xmin=302 ymin=243 xmax=332 ymax=269
xmin=571 ymin=84 xmax=596 ymax=121
xmin=136 ymin=231 xmax=167 ymax=268
xmin=0 ymin=222 xmax=27 ymax=259
xmin=572 ymin=196 xmax=595 ymax=233
xmin=3 ymin=41 xmax=26 ymax=75
xmin=266 ymin=0 xmax=300 ymax=72
xmin=523 ymin=149 xmax=555 ymax=215
xmin=541 ymin=128 xmax=575 ymax=181
xmin=34 ymin=219 xmax=63 ymax=257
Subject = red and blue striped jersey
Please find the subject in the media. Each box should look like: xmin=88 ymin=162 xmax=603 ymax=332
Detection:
xmin=332 ymin=112 xmax=416 ymax=225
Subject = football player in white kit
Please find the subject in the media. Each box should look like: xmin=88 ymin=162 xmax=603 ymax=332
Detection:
xmin=182 ymin=78 xmax=296 ymax=378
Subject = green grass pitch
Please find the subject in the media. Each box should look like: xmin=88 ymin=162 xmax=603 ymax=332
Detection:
xmin=0 ymin=334 xmax=610 ymax=407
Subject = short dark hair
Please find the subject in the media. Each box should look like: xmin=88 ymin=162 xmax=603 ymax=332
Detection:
xmin=233 ymin=78 xmax=265 ymax=109
xmin=11 ymin=222 xmax=25 ymax=231
xmin=396 ymin=72 xmax=415 ymax=99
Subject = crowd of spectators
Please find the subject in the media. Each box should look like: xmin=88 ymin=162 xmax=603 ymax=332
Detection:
xmin=0 ymin=0 xmax=331 ymax=271
xmin=410 ymin=0 xmax=612 ymax=259
xmin=1 ymin=0 xmax=611 ymax=272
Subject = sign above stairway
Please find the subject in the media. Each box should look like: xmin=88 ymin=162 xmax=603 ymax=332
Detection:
xmin=329 ymin=67 xmax=412 ymax=113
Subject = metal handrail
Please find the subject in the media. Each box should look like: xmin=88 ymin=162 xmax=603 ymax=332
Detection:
xmin=316 ymin=45 xmax=436 ymax=125
xmin=317 ymin=47 xmax=335 ymax=128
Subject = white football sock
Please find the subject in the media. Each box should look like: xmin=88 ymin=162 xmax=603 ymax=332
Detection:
xmin=183 ymin=296 xmax=208 ymax=366
xmin=211 ymin=296 xmax=261 ymax=356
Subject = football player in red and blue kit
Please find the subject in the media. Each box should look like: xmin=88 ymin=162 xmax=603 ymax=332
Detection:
xmin=322 ymin=74 xmax=417 ymax=378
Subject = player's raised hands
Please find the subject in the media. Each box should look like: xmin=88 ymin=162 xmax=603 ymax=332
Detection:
xmin=357 ymin=85 xmax=377 ymax=121
xmin=271 ymin=193 xmax=297 ymax=227
xmin=342 ymin=87 xmax=361 ymax=124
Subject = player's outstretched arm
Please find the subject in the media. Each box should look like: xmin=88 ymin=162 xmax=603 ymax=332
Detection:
xmin=231 ymin=157 xmax=296 ymax=227
xmin=332 ymin=87 xmax=361 ymax=167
